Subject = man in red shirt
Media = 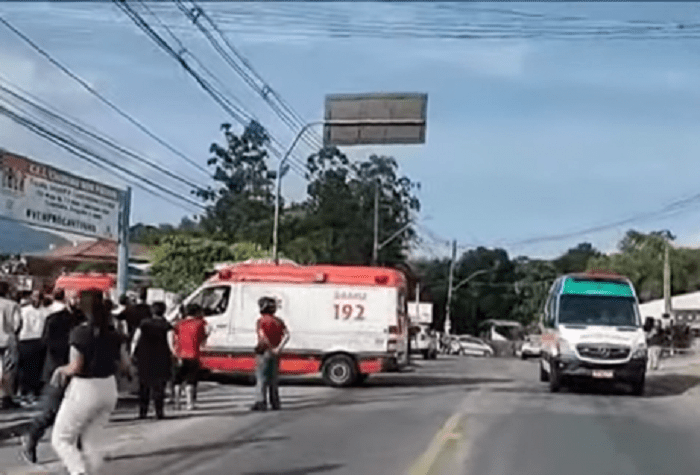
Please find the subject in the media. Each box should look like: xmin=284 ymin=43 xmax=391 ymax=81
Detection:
xmin=172 ymin=303 xmax=208 ymax=410
xmin=252 ymin=296 xmax=289 ymax=411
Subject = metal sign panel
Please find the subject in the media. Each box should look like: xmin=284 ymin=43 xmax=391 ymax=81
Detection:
xmin=324 ymin=93 xmax=427 ymax=146
xmin=0 ymin=151 xmax=121 ymax=240
xmin=408 ymin=302 xmax=433 ymax=324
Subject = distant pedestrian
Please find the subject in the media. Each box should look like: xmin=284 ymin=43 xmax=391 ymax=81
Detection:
xmin=20 ymin=291 xmax=84 ymax=465
xmin=0 ymin=281 xmax=22 ymax=410
xmin=647 ymin=320 xmax=663 ymax=371
xmin=117 ymin=288 xmax=151 ymax=340
xmin=131 ymin=301 xmax=174 ymax=419
xmin=51 ymin=290 xmax=131 ymax=475
xmin=172 ymin=303 xmax=207 ymax=411
xmin=251 ymin=297 xmax=289 ymax=412
xmin=47 ymin=289 xmax=66 ymax=315
xmin=18 ymin=290 xmax=49 ymax=403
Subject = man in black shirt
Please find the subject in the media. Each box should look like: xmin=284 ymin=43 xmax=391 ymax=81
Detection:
xmin=117 ymin=288 xmax=151 ymax=340
xmin=20 ymin=291 xmax=84 ymax=464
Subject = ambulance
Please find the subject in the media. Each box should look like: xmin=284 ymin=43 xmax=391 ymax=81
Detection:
xmin=168 ymin=260 xmax=410 ymax=387
xmin=539 ymin=271 xmax=654 ymax=395
xmin=53 ymin=273 xmax=116 ymax=299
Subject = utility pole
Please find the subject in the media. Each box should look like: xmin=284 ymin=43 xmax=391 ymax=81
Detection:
xmin=664 ymin=239 xmax=673 ymax=355
xmin=372 ymin=178 xmax=379 ymax=266
xmin=116 ymin=187 xmax=131 ymax=299
xmin=445 ymin=239 xmax=457 ymax=335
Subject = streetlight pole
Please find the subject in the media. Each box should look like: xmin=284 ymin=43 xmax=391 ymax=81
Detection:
xmin=272 ymin=121 xmax=323 ymax=263
xmin=445 ymin=267 xmax=495 ymax=335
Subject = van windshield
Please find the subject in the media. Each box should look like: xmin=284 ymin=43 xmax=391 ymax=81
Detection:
xmin=558 ymin=295 xmax=639 ymax=327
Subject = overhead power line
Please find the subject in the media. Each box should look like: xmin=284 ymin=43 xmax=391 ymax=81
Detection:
xmin=0 ymin=103 xmax=206 ymax=210
xmin=0 ymin=81 xmax=208 ymax=193
xmin=114 ymin=0 xmax=309 ymax=178
xmin=179 ymin=1 xmax=324 ymax=153
xmin=0 ymin=15 xmax=212 ymax=181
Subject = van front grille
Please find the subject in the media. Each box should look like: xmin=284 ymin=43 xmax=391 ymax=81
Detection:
xmin=576 ymin=344 xmax=630 ymax=360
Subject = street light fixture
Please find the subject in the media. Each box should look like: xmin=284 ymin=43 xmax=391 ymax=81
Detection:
xmin=445 ymin=264 xmax=500 ymax=335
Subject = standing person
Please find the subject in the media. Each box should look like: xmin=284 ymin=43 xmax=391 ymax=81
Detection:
xmin=647 ymin=319 xmax=663 ymax=371
xmin=130 ymin=301 xmax=174 ymax=419
xmin=172 ymin=303 xmax=207 ymax=411
xmin=116 ymin=288 xmax=151 ymax=340
xmin=251 ymin=297 xmax=289 ymax=412
xmin=51 ymin=291 xmax=131 ymax=475
xmin=18 ymin=290 xmax=49 ymax=404
xmin=20 ymin=291 xmax=84 ymax=464
xmin=0 ymin=281 xmax=22 ymax=410
xmin=47 ymin=289 xmax=66 ymax=315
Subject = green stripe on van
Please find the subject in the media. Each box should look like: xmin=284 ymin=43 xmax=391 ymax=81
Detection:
xmin=562 ymin=278 xmax=634 ymax=297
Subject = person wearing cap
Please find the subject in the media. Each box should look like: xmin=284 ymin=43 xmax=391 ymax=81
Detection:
xmin=251 ymin=297 xmax=289 ymax=411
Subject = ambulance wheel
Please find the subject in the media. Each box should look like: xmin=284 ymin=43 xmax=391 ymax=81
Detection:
xmin=549 ymin=361 xmax=561 ymax=392
xmin=322 ymin=355 xmax=358 ymax=388
xmin=539 ymin=361 xmax=549 ymax=382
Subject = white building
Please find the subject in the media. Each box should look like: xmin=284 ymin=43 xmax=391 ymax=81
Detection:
xmin=639 ymin=291 xmax=700 ymax=331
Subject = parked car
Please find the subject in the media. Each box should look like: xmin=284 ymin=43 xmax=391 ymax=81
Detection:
xmin=410 ymin=324 xmax=438 ymax=359
xmin=456 ymin=335 xmax=494 ymax=357
xmin=518 ymin=334 xmax=542 ymax=359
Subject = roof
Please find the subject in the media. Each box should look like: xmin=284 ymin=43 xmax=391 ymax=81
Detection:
xmin=36 ymin=240 xmax=151 ymax=262
xmin=639 ymin=291 xmax=700 ymax=319
xmin=567 ymin=271 xmax=629 ymax=283
xmin=210 ymin=261 xmax=406 ymax=287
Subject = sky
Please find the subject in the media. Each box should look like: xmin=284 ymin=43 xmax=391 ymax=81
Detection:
xmin=1 ymin=2 xmax=700 ymax=261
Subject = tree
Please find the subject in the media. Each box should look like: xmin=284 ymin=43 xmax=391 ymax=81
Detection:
xmin=586 ymin=229 xmax=685 ymax=302
xmin=290 ymin=148 xmax=420 ymax=265
xmin=450 ymin=247 xmax=517 ymax=335
xmin=511 ymin=257 xmax=558 ymax=325
xmin=149 ymin=235 xmax=268 ymax=294
xmin=553 ymin=242 xmax=601 ymax=274
xmin=197 ymin=121 xmax=275 ymax=247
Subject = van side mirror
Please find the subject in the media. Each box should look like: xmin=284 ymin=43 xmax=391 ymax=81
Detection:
xmin=643 ymin=317 xmax=655 ymax=333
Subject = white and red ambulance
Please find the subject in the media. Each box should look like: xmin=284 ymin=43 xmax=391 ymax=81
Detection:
xmin=168 ymin=260 xmax=410 ymax=387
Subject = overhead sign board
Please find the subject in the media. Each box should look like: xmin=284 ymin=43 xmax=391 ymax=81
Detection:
xmin=0 ymin=151 xmax=121 ymax=240
xmin=324 ymin=93 xmax=427 ymax=146
xmin=408 ymin=302 xmax=433 ymax=324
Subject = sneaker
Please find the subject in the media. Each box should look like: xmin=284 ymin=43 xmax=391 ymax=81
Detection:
xmin=250 ymin=402 xmax=267 ymax=412
xmin=19 ymin=434 xmax=37 ymax=464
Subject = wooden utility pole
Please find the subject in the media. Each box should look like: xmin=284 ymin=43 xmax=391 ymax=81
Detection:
xmin=445 ymin=240 xmax=457 ymax=335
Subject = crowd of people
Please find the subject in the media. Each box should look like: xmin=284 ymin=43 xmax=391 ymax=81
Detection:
xmin=0 ymin=281 xmax=290 ymax=474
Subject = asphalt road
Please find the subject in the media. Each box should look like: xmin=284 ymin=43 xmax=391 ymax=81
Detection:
xmin=2 ymin=355 xmax=700 ymax=474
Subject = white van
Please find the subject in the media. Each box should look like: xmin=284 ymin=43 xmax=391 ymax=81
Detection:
xmin=168 ymin=261 xmax=410 ymax=387
xmin=539 ymin=272 xmax=654 ymax=395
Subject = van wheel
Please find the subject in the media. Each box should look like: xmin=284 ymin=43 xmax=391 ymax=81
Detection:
xmin=539 ymin=361 xmax=549 ymax=382
xmin=322 ymin=355 xmax=358 ymax=388
xmin=549 ymin=361 xmax=561 ymax=392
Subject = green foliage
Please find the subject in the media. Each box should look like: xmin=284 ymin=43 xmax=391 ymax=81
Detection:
xmin=585 ymin=229 xmax=700 ymax=302
xmin=290 ymin=148 xmax=420 ymax=265
xmin=149 ymin=235 xmax=268 ymax=294
xmin=553 ymin=242 xmax=601 ymax=274
xmin=197 ymin=121 xmax=275 ymax=245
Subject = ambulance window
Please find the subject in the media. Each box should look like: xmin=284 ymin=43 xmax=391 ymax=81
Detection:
xmin=190 ymin=286 xmax=231 ymax=316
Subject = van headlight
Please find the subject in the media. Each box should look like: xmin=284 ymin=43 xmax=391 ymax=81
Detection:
xmin=556 ymin=338 xmax=576 ymax=357
xmin=631 ymin=343 xmax=647 ymax=360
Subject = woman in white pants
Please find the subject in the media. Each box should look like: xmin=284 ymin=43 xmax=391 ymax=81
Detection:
xmin=51 ymin=291 xmax=131 ymax=475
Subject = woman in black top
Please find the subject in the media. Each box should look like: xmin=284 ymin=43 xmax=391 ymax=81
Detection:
xmin=130 ymin=301 xmax=174 ymax=419
xmin=51 ymin=290 xmax=131 ymax=475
